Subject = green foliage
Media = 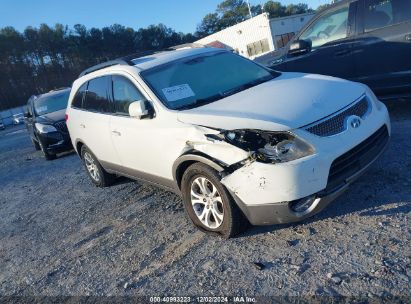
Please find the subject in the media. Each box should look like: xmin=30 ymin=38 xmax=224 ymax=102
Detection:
xmin=317 ymin=3 xmax=332 ymax=12
xmin=196 ymin=0 xmax=262 ymax=38
xmin=0 ymin=24 xmax=195 ymax=110
xmin=196 ymin=0 xmax=315 ymax=38
xmin=263 ymin=1 xmax=285 ymax=18
xmin=263 ymin=1 xmax=314 ymax=19
xmin=0 ymin=1 xmax=325 ymax=110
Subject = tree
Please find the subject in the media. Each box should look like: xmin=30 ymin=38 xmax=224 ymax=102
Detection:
xmin=197 ymin=0 xmax=315 ymax=37
xmin=285 ymin=3 xmax=314 ymax=15
xmin=263 ymin=1 xmax=286 ymax=18
xmin=0 ymin=23 xmax=195 ymax=110
xmin=197 ymin=13 xmax=221 ymax=37
xmin=263 ymin=1 xmax=314 ymax=19
xmin=196 ymin=0 xmax=261 ymax=38
xmin=317 ymin=4 xmax=332 ymax=12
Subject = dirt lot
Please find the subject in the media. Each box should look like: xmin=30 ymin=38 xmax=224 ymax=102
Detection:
xmin=0 ymin=101 xmax=410 ymax=299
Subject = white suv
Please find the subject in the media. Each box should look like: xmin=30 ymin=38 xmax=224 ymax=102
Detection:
xmin=66 ymin=47 xmax=390 ymax=238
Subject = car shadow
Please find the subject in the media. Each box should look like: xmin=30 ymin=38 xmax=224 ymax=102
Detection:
xmin=112 ymin=176 xmax=135 ymax=186
xmin=238 ymin=170 xmax=411 ymax=238
xmin=56 ymin=149 xmax=77 ymax=159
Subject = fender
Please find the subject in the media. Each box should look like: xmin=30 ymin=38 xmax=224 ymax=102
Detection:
xmin=172 ymin=152 xmax=225 ymax=189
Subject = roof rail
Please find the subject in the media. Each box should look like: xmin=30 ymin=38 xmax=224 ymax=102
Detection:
xmin=78 ymin=44 xmax=207 ymax=78
xmin=121 ymin=50 xmax=161 ymax=64
xmin=78 ymin=59 xmax=130 ymax=77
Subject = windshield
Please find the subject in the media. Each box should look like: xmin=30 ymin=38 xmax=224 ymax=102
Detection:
xmin=141 ymin=52 xmax=279 ymax=110
xmin=299 ymin=6 xmax=349 ymax=49
xmin=34 ymin=90 xmax=70 ymax=116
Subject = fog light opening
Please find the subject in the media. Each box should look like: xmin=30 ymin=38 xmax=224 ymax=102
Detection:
xmin=289 ymin=195 xmax=317 ymax=213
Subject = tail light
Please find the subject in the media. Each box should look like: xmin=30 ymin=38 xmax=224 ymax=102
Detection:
xmin=65 ymin=114 xmax=68 ymax=121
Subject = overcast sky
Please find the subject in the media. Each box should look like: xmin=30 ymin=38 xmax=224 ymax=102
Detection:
xmin=0 ymin=0 xmax=330 ymax=33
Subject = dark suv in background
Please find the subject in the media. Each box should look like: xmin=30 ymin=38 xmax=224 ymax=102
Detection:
xmin=24 ymin=88 xmax=72 ymax=160
xmin=265 ymin=0 xmax=411 ymax=102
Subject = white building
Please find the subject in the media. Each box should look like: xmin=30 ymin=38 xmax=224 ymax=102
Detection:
xmin=195 ymin=12 xmax=315 ymax=59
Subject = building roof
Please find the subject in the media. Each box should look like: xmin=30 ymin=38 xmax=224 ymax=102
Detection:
xmin=205 ymin=41 xmax=234 ymax=51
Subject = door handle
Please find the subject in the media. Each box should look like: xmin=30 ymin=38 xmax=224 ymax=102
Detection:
xmin=405 ymin=34 xmax=411 ymax=42
xmin=112 ymin=130 xmax=121 ymax=136
xmin=334 ymin=49 xmax=351 ymax=57
xmin=80 ymin=124 xmax=85 ymax=129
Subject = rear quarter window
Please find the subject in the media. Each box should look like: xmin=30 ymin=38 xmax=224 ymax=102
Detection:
xmin=83 ymin=76 xmax=111 ymax=113
xmin=71 ymin=83 xmax=87 ymax=108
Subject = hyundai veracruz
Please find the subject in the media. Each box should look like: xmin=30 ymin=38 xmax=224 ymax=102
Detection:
xmin=66 ymin=47 xmax=390 ymax=238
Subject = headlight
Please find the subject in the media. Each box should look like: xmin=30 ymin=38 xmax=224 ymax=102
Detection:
xmin=364 ymin=85 xmax=383 ymax=111
xmin=221 ymin=130 xmax=315 ymax=163
xmin=35 ymin=123 xmax=57 ymax=133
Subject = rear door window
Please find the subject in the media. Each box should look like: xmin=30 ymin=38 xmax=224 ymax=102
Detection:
xmin=364 ymin=0 xmax=411 ymax=32
xmin=83 ymin=76 xmax=111 ymax=113
xmin=111 ymin=75 xmax=146 ymax=115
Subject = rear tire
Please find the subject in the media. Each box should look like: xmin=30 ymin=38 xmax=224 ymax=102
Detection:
xmin=81 ymin=146 xmax=115 ymax=187
xmin=181 ymin=162 xmax=248 ymax=238
xmin=38 ymin=139 xmax=56 ymax=160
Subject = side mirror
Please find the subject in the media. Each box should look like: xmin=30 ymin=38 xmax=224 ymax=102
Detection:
xmin=288 ymin=40 xmax=312 ymax=57
xmin=129 ymin=100 xmax=149 ymax=119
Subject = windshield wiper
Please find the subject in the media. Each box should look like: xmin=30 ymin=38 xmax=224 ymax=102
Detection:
xmin=177 ymin=75 xmax=275 ymax=111
xmin=221 ymin=75 xmax=274 ymax=97
xmin=177 ymin=93 xmax=224 ymax=110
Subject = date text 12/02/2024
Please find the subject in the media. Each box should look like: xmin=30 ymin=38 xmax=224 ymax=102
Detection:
xmin=149 ymin=296 xmax=257 ymax=303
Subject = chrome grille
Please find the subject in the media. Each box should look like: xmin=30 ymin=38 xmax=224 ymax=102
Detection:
xmin=305 ymin=97 xmax=370 ymax=137
xmin=54 ymin=121 xmax=68 ymax=133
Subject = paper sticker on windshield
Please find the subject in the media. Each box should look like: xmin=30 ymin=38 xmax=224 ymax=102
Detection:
xmin=37 ymin=106 xmax=47 ymax=112
xmin=162 ymin=84 xmax=195 ymax=102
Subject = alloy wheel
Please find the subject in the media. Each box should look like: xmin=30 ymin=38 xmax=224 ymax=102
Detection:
xmin=190 ymin=176 xmax=224 ymax=229
xmin=84 ymin=152 xmax=100 ymax=182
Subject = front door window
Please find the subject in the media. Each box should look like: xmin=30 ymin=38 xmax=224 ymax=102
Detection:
xmin=299 ymin=5 xmax=350 ymax=49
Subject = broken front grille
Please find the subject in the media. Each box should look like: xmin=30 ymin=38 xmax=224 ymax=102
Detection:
xmin=325 ymin=125 xmax=389 ymax=192
xmin=54 ymin=121 xmax=68 ymax=133
xmin=305 ymin=96 xmax=370 ymax=137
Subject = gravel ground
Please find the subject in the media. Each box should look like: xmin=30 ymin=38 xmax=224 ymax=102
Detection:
xmin=0 ymin=102 xmax=410 ymax=300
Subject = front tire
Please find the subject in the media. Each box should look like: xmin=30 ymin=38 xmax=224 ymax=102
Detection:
xmin=38 ymin=139 xmax=56 ymax=160
xmin=181 ymin=163 xmax=248 ymax=238
xmin=31 ymin=137 xmax=41 ymax=151
xmin=81 ymin=146 xmax=115 ymax=187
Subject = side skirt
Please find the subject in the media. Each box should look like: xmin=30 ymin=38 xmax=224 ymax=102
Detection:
xmin=100 ymin=161 xmax=181 ymax=195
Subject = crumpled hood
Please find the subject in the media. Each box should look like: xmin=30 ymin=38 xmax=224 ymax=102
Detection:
xmin=177 ymin=72 xmax=365 ymax=131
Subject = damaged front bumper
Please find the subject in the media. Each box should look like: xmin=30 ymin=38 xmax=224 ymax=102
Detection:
xmin=229 ymin=184 xmax=348 ymax=225
xmin=226 ymin=138 xmax=387 ymax=226
xmin=220 ymin=104 xmax=390 ymax=226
